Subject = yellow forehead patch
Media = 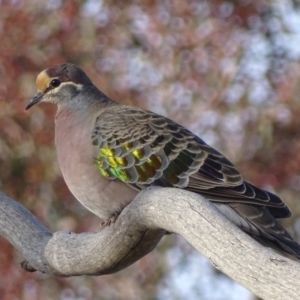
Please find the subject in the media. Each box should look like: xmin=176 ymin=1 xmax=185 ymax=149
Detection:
xmin=36 ymin=70 xmax=52 ymax=92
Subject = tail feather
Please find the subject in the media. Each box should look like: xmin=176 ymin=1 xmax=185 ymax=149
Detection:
xmin=216 ymin=203 xmax=300 ymax=259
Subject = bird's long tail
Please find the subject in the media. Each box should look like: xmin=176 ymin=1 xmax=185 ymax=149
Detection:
xmin=216 ymin=202 xmax=300 ymax=259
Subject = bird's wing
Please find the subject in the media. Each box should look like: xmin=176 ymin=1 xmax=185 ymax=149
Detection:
xmin=92 ymin=105 xmax=300 ymax=258
xmin=92 ymin=105 xmax=290 ymax=218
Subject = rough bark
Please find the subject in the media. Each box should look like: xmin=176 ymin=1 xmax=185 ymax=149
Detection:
xmin=0 ymin=188 xmax=299 ymax=299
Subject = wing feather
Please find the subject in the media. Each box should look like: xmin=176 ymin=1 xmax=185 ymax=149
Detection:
xmin=90 ymin=105 xmax=300 ymax=258
xmin=92 ymin=105 xmax=290 ymax=215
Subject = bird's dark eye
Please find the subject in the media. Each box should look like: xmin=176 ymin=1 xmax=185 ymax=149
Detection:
xmin=50 ymin=79 xmax=61 ymax=88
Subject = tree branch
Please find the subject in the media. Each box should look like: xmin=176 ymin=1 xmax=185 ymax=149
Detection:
xmin=0 ymin=188 xmax=300 ymax=299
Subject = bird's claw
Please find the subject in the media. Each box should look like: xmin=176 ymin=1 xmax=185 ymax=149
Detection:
xmin=100 ymin=213 xmax=120 ymax=227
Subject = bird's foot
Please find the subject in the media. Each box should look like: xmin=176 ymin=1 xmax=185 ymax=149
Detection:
xmin=21 ymin=260 xmax=37 ymax=272
xmin=101 ymin=213 xmax=120 ymax=227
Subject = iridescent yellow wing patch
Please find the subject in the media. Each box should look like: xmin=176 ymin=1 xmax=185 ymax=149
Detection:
xmin=95 ymin=138 xmax=166 ymax=184
xmin=92 ymin=105 xmax=214 ymax=189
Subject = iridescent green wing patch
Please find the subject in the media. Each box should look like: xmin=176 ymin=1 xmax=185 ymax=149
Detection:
xmin=94 ymin=140 xmax=167 ymax=185
xmin=92 ymin=106 xmax=207 ymax=188
xmin=92 ymin=105 xmax=241 ymax=190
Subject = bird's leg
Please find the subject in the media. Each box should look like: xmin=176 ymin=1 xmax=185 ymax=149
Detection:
xmin=21 ymin=260 xmax=37 ymax=272
xmin=100 ymin=213 xmax=120 ymax=227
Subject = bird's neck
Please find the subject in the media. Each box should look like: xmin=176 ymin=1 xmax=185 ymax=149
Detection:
xmin=57 ymin=85 xmax=117 ymax=114
xmin=54 ymin=87 xmax=117 ymax=155
xmin=54 ymin=86 xmax=117 ymax=155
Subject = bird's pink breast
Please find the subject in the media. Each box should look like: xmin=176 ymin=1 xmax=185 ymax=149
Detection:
xmin=54 ymin=107 xmax=137 ymax=220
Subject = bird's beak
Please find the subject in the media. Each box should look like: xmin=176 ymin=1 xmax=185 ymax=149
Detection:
xmin=25 ymin=91 xmax=44 ymax=110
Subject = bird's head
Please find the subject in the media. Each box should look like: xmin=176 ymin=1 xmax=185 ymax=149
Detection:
xmin=26 ymin=64 xmax=93 ymax=110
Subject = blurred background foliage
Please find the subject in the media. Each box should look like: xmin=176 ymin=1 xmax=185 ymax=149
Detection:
xmin=1 ymin=0 xmax=300 ymax=299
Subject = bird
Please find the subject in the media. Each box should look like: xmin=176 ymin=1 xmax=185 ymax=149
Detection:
xmin=26 ymin=63 xmax=300 ymax=259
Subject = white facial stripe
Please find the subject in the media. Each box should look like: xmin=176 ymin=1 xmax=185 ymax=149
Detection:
xmin=47 ymin=81 xmax=84 ymax=94
xmin=42 ymin=81 xmax=84 ymax=103
xmin=56 ymin=81 xmax=83 ymax=90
